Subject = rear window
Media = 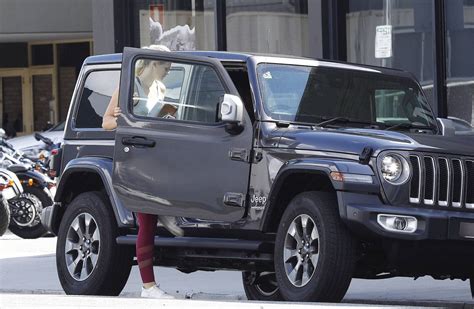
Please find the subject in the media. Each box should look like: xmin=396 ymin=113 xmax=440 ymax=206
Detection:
xmin=75 ymin=70 xmax=120 ymax=129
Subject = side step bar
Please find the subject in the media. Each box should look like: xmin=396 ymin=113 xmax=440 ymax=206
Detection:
xmin=116 ymin=236 xmax=273 ymax=252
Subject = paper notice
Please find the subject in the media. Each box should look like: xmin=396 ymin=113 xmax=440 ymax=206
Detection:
xmin=375 ymin=25 xmax=392 ymax=59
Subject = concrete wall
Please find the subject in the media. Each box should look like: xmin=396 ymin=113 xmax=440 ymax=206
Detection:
xmin=226 ymin=12 xmax=310 ymax=57
xmin=0 ymin=0 xmax=92 ymax=42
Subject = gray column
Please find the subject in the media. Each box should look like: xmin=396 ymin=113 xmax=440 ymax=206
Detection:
xmin=92 ymin=0 xmax=116 ymax=55
xmin=308 ymin=0 xmax=323 ymax=59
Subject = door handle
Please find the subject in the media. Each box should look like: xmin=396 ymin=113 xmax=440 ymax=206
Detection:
xmin=121 ymin=136 xmax=156 ymax=148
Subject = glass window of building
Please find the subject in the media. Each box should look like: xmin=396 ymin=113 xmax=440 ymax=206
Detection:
xmin=346 ymin=0 xmax=435 ymax=106
xmin=132 ymin=0 xmax=215 ymax=51
xmin=446 ymin=0 xmax=474 ymax=126
xmin=226 ymin=0 xmax=309 ymax=57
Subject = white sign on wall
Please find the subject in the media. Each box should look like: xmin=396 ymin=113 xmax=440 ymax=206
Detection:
xmin=375 ymin=25 xmax=392 ymax=59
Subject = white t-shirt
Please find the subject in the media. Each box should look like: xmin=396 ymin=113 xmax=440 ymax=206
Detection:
xmin=133 ymin=78 xmax=166 ymax=117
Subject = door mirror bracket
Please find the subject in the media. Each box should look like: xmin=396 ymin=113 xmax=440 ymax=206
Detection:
xmin=219 ymin=94 xmax=245 ymax=134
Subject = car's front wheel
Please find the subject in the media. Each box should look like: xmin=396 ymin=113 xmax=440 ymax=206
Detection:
xmin=56 ymin=191 xmax=133 ymax=295
xmin=274 ymin=191 xmax=355 ymax=302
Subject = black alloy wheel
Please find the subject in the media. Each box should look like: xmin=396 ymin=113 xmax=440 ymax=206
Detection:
xmin=274 ymin=191 xmax=355 ymax=302
xmin=56 ymin=191 xmax=133 ymax=295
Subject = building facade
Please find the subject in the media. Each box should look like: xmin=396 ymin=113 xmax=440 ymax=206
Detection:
xmin=0 ymin=0 xmax=93 ymax=136
xmin=1 ymin=0 xmax=473 ymax=135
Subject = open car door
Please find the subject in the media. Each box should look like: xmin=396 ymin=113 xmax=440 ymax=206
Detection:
xmin=112 ymin=47 xmax=253 ymax=221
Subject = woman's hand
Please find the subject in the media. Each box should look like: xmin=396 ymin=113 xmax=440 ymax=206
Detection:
xmin=113 ymin=106 xmax=122 ymax=117
xmin=102 ymin=88 xmax=120 ymax=130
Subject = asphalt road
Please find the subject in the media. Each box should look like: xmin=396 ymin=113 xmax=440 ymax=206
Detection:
xmin=1 ymin=231 xmax=473 ymax=308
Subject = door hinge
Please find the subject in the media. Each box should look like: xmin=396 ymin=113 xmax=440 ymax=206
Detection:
xmin=229 ymin=148 xmax=262 ymax=163
xmin=223 ymin=192 xmax=245 ymax=208
xmin=229 ymin=148 xmax=248 ymax=162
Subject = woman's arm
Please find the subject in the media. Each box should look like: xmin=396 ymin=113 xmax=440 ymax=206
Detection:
xmin=102 ymin=88 xmax=121 ymax=130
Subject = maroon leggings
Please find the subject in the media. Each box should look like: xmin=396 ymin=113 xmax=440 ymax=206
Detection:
xmin=136 ymin=213 xmax=157 ymax=284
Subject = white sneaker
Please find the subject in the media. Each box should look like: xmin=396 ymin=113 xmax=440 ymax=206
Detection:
xmin=158 ymin=215 xmax=184 ymax=237
xmin=141 ymin=285 xmax=175 ymax=299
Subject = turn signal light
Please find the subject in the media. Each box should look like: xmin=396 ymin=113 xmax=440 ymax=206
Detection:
xmin=330 ymin=172 xmax=344 ymax=182
xmin=28 ymin=178 xmax=34 ymax=186
xmin=0 ymin=180 xmax=14 ymax=191
xmin=0 ymin=180 xmax=13 ymax=191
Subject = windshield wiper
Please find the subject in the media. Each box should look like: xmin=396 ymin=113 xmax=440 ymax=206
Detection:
xmin=316 ymin=117 xmax=350 ymax=127
xmin=316 ymin=117 xmax=385 ymax=129
xmin=385 ymin=123 xmax=437 ymax=132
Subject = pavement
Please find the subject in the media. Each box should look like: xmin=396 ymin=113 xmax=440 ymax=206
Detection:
xmin=1 ymin=231 xmax=474 ymax=308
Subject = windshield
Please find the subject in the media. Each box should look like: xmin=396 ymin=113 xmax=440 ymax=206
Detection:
xmin=257 ymin=64 xmax=437 ymax=130
xmin=50 ymin=121 xmax=65 ymax=131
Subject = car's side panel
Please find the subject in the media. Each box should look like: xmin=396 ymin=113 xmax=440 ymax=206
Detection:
xmin=55 ymin=156 xmax=135 ymax=228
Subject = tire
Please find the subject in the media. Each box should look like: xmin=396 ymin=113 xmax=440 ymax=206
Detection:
xmin=8 ymin=186 xmax=52 ymax=239
xmin=274 ymin=191 xmax=355 ymax=302
xmin=56 ymin=191 xmax=133 ymax=295
xmin=242 ymin=271 xmax=283 ymax=301
xmin=0 ymin=198 xmax=10 ymax=237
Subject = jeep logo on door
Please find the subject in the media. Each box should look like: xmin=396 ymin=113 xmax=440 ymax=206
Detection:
xmin=251 ymin=195 xmax=267 ymax=209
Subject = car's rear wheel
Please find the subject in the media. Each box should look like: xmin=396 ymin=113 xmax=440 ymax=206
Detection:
xmin=242 ymin=271 xmax=283 ymax=301
xmin=56 ymin=191 xmax=133 ymax=295
xmin=274 ymin=191 xmax=355 ymax=302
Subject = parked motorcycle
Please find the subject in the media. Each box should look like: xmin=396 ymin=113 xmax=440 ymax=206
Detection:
xmin=0 ymin=169 xmax=23 ymax=236
xmin=0 ymin=129 xmax=56 ymax=238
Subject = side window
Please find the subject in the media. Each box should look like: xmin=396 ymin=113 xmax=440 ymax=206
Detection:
xmin=132 ymin=59 xmax=226 ymax=124
xmin=75 ymin=70 xmax=120 ymax=129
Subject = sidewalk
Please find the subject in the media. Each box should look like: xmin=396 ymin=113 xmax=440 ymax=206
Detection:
xmin=0 ymin=293 xmax=432 ymax=309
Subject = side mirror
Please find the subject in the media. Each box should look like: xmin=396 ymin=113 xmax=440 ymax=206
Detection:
xmin=437 ymin=118 xmax=456 ymax=136
xmin=219 ymin=94 xmax=245 ymax=134
xmin=0 ymin=129 xmax=5 ymax=138
xmin=34 ymin=132 xmax=41 ymax=141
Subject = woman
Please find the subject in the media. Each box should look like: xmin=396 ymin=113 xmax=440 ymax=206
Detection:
xmin=102 ymin=44 xmax=173 ymax=129
xmin=102 ymin=44 xmax=183 ymax=299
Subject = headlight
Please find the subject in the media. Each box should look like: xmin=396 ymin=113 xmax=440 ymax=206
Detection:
xmin=380 ymin=154 xmax=410 ymax=185
xmin=21 ymin=147 xmax=40 ymax=158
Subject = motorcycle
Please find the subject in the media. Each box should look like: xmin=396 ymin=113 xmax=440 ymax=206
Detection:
xmin=0 ymin=169 xmax=23 ymax=236
xmin=0 ymin=129 xmax=56 ymax=238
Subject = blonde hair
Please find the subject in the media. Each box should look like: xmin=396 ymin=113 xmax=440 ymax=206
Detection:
xmin=135 ymin=44 xmax=171 ymax=76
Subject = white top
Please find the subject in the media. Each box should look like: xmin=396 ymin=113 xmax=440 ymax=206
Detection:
xmin=133 ymin=78 xmax=166 ymax=117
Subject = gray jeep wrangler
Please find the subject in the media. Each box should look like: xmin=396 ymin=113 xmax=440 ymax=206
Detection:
xmin=43 ymin=48 xmax=474 ymax=302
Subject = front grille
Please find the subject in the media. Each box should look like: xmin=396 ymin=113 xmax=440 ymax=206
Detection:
xmin=409 ymin=154 xmax=474 ymax=209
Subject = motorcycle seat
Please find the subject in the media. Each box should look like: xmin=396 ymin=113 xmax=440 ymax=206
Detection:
xmin=7 ymin=164 xmax=28 ymax=173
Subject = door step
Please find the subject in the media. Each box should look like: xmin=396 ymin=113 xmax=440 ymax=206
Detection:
xmin=116 ymin=235 xmax=273 ymax=252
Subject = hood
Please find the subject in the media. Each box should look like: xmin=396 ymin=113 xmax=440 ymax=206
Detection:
xmin=278 ymin=127 xmax=474 ymax=157
xmin=8 ymin=131 xmax=64 ymax=150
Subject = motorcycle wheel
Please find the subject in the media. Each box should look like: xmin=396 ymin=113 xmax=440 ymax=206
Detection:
xmin=9 ymin=186 xmax=53 ymax=239
xmin=0 ymin=198 xmax=10 ymax=237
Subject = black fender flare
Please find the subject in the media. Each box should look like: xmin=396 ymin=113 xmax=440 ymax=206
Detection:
xmin=260 ymin=157 xmax=378 ymax=231
xmin=55 ymin=157 xmax=135 ymax=228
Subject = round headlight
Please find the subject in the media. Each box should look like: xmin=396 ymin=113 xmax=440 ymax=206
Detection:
xmin=380 ymin=154 xmax=410 ymax=185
